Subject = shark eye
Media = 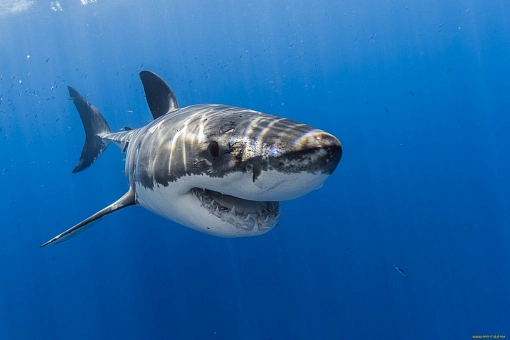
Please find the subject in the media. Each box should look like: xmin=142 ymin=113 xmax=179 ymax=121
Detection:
xmin=208 ymin=141 xmax=219 ymax=158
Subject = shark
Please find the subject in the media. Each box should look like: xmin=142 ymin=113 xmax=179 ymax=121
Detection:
xmin=40 ymin=71 xmax=342 ymax=247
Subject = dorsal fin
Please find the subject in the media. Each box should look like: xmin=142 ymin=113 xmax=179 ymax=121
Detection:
xmin=139 ymin=70 xmax=179 ymax=119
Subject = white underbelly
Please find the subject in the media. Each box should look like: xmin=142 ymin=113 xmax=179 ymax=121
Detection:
xmin=134 ymin=182 xmax=270 ymax=237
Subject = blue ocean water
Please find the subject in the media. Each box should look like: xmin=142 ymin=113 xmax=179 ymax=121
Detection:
xmin=1 ymin=0 xmax=509 ymax=339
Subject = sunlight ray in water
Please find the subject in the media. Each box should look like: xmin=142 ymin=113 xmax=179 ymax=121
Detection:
xmin=0 ymin=0 xmax=34 ymax=16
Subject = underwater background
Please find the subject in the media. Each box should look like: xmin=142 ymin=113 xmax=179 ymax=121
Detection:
xmin=1 ymin=0 xmax=509 ymax=339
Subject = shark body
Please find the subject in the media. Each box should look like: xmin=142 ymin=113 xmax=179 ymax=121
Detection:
xmin=41 ymin=71 xmax=342 ymax=247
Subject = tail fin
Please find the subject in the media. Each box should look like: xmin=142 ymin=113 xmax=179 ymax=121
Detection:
xmin=68 ymin=86 xmax=111 ymax=173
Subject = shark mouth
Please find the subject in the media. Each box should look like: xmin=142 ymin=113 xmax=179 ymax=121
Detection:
xmin=190 ymin=188 xmax=281 ymax=232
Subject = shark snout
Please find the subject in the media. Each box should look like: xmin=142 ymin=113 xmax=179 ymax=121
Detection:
xmin=243 ymin=130 xmax=341 ymax=201
xmin=310 ymin=132 xmax=342 ymax=174
xmin=286 ymin=130 xmax=342 ymax=175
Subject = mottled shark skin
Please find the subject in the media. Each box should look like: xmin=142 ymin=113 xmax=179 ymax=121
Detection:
xmin=40 ymin=71 xmax=342 ymax=247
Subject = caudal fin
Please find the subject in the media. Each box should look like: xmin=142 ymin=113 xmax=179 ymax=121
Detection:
xmin=68 ymin=86 xmax=111 ymax=173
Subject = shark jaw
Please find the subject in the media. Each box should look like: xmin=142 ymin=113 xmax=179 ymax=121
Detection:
xmin=190 ymin=188 xmax=281 ymax=234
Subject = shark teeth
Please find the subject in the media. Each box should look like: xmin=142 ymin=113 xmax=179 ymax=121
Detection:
xmin=191 ymin=187 xmax=280 ymax=232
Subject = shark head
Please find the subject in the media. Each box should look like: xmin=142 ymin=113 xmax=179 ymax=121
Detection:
xmin=40 ymin=71 xmax=342 ymax=247
xmin=131 ymin=104 xmax=342 ymax=237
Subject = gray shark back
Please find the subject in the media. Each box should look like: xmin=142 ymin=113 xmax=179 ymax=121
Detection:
xmin=125 ymin=104 xmax=340 ymax=190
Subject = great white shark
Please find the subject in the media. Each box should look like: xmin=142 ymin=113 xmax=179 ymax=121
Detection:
xmin=40 ymin=71 xmax=342 ymax=247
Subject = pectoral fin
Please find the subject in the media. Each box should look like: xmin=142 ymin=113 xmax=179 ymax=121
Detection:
xmin=40 ymin=188 xmax=136 ymax=247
